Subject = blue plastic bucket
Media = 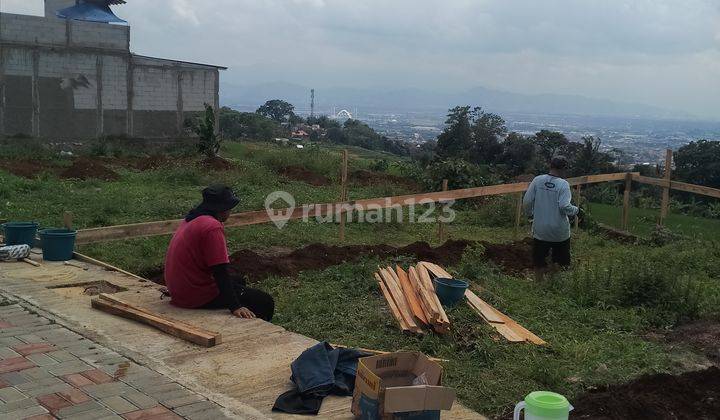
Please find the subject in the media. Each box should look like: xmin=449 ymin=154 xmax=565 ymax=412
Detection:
xmin=2 ymin=222 xmax=39 ymax=247
xmin=433 ymin=278 xmax=469 ymax=308
xmin=39 ymin=229 xmax=77 ymax=262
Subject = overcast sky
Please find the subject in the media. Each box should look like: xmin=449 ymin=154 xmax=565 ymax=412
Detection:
xmin=4 ymin=0 xmax=720 ymax=119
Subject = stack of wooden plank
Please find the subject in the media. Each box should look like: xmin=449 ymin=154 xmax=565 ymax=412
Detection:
xmin=412 ymin=261 xmax=545 ymax=346
xmin=375 ymin=264 xmax=450 ymax=334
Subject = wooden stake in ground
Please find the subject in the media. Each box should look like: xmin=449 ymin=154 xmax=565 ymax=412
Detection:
xmin=91 ymin=294 xmax=222 ymax=347
xmin=338 ymin=149 xmax=349 ymax=242
xmin=63 ymin=211 xmax=73 ymax=230
xmin=659 ymin=148 xmax=672 ymax=226
xmin=574 ymin=185 xmax=581 ymax=231
xmin=437 ymin=179 xmax=449 ymax=242
xmin=622 ymin=172 xmax=632 ymax=230
xmin=514 ymin=192 xmax=523 ymax=237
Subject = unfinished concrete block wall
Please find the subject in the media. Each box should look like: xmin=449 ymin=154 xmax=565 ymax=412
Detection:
xmin=0 ymin=10 xmax=222 ymax=139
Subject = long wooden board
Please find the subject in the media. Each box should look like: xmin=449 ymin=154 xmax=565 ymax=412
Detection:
xmin=464 ymin=290 xmax=504 ymax=324
xmin=76 ymin=172 xmax=634 ymax=244
xmin=396 ymin=266 xmax=429 ymax=325
xmin=633 ymin=174 xmax=720 ymax=199
xmin=376 ymin=274 xmax=412 ymax=333
xmin=379 ymin=268 xmax=421 ymax=333
xmin=91 ymin=294 xmax=221 ymax=347
xmin=407 ymin=266 xmax=438 ymax=326
xmin=416 ymin=264 xmax=449 ymax=325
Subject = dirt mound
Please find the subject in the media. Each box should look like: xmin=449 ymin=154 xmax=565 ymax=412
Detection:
xmin=481 ymin=238 xmax=535 ymax=274
xmin=667 ymin=320 xmax=720 ymax=362
xmin=60 ymin=158 xmax=120 ymax=181
xmin=350 ymin=170 xmax=420 ymax=190
xmin=229 ymin=240 xmax=472 ymax=282
xmin=571 ymin=367 xmax=720 ymax=419
xmin=0 ymin=159 xmax=60 ymax=179
xmin=279 ymin=166 xmax=330 ymax=186
xmin=201 ymin=156 xmax=234 ymax=171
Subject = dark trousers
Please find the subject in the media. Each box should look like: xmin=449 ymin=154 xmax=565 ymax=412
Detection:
xmin=532 ymin=238 xmax=571 ymax=268
xmin=201 ymin=277 xmax=275 ymax=321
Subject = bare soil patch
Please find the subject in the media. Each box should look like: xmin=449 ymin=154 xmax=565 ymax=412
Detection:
xmin=228 ymin=240 xmax=472 ymax=282
xmin=666 ymin=319 xmax=720 ymax=363
xmin=279 ymin=165 xmax=331 ymax=186
xmin=481 ymin=238 xmax=535 ymax=274
xmin=60 ymin=157 xmax=120 ymax=181
xmin=0 ymin=159 xmax=60 ymax=179
xmin=200 ymin=156 xmax=234 ymax=171
xmin=571 ymin=367 xmax=720 ymax=419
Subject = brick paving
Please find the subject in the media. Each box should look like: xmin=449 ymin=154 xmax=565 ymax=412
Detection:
xmin=0 ymin=302 xmax=232 ymax=419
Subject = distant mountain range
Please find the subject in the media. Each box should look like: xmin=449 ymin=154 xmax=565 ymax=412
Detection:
xmin=220 ymin=82 xmax=689 ymax=119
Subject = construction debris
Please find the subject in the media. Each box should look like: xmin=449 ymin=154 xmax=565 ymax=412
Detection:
xmin=375 ymin=261 xmax=545 ymax=345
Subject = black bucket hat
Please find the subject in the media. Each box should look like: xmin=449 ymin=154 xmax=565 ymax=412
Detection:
xmin=200 ymin=184 xmax=240 ymax=212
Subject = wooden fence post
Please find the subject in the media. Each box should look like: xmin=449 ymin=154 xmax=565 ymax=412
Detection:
xmin=63 ymin=211 xmax=74 ymax=230
xmin=659 ymin=149 xmax=672 ymax=226
xmin=621 ymin=173 xmax=632 ymax=230
xmin=338 ymin=150 xmax=349 ymax=242
xmin=437 ymin=179 xmax=449 ymax=242
xmin=574 ymin=185 xmax=581 ymax=230
xmin=514 ymin=193 xmax=523 ymax=237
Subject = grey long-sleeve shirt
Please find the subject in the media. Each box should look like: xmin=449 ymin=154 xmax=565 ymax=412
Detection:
xmin=523 ymin=174 xmax=579 ymax=242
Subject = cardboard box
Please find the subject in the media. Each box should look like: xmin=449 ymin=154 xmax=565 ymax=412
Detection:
xmin=352 ymin=352 xmax=456 ymax=420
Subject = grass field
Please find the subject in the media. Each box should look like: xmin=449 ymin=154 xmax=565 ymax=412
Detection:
xmin=1 ymin=139 xmax=719 ymax=417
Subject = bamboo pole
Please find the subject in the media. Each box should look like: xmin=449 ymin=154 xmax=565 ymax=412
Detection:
xmin=622 ymin=172 xmax=632 ymax=230
xmin=339 ymin=150 xmax=349 ymax=242
xmin=437 ymin=179 xmax=448 ymax=242
xmin=659 ymin=149 xmax=672 ymax=226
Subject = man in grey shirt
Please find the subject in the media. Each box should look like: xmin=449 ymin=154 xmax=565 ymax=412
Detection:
xmin=523 ymin=156 xmax=581 ymax=280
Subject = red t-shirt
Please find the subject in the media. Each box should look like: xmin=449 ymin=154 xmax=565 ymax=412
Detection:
xmin=164 ymin=216 xmax=230 ymax=308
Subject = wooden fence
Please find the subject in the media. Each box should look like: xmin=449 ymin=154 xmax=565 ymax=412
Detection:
xmin=73 ymin=148 xmax=720 ymax=245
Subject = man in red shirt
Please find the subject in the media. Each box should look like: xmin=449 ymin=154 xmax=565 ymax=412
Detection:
xmin=164 ymin=185 xmax=274 ymax=321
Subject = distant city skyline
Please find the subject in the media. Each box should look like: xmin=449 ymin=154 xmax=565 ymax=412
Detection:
xmin=3 ymin=0 xmax=720 ymax=120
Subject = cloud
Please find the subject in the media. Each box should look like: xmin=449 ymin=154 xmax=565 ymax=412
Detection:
xmin=1 ymin=0 xmax=719 ymax=118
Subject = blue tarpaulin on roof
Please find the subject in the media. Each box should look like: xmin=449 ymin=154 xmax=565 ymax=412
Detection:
xmin=57 ymin=2 xmax=127 ymax=24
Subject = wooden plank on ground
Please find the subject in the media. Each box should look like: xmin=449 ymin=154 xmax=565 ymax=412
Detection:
xmin=91 ymin=294 xmax=221 ymax=347
xmin=420 ymin=262 xmax=453 ymax=279
xmin=376 ymin=274 xmax=412 ymax=333
xmin=331 ymin=344 xmax=449 ymax=363
xmin=379 ymin=268 xmax=421 ymax=333
xmin=407 ymin=266 xmax=438 ymax=325
xmin=395 ymin=266 xmax=429 ymax=326
xmin=416 ymin=264 xmax=449 ymax=325
xmin=73 ymin=252 xmax=150 ymax=283
xmin=464 ymin=290 xmax=504 ymax=324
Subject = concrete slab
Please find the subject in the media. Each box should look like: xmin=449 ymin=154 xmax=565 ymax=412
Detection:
xmin=0 ymin=259 xmax=485 ymax=419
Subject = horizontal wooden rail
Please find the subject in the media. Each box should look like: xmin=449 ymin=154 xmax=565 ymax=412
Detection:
xmin=75 ymin=172 xmax=632 ymax=244
xmin=632 ymin=174 xmax=720 ymax=199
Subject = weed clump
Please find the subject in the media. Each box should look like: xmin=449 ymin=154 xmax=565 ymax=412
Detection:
xmin=555 ymin=253 xmax=706 ymax=327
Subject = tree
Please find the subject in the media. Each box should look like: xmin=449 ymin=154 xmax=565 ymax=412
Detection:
xmin=569 ymin=136 xmax=614 ymax=176
xmin=256 ymin=99 xmax=297 ymax=123
xmin=675 ymin=140 xmax=720 ymax=188
xmin=534 ymin=130 xmax=569 ymax=161
xmin=218 ymin=107 xmax=283 ymax=140
xmin=500 ymin=132 xmax=537 ymax=176
xmin=435 ymin=106 xmax=473 ymax=159
xmin=468 ymin=107 xmax=506 ymax=164
xmin=190 ymin=104 xmax=221 ymax=158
